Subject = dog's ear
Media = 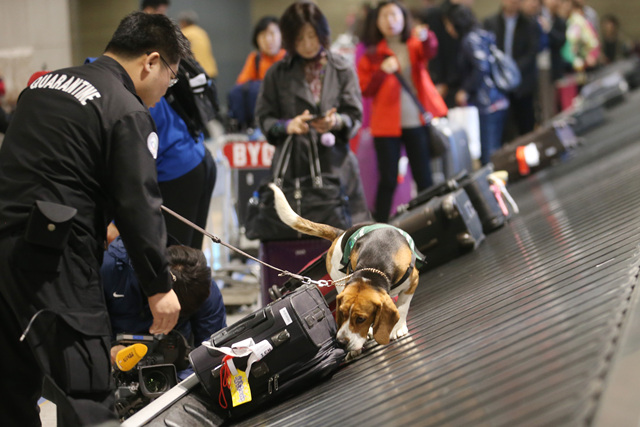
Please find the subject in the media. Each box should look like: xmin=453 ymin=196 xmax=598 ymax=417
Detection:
xmin=372 ymin=293 xmax=400 ymax=345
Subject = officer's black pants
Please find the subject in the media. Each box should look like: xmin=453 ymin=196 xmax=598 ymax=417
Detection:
xmin=0 ymin=293 xmax=118 ymax=426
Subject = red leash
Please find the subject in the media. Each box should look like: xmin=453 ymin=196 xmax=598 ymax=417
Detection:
xmin=219 ymin=355 xmax=233 ymax=409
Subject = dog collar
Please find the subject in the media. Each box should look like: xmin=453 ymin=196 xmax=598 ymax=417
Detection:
xmin=334 ymin=267 xmax=390 ymax=286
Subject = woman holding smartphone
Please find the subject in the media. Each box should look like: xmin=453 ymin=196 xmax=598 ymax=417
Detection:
xmin=255 ymin=1 xmax=370 ymax=224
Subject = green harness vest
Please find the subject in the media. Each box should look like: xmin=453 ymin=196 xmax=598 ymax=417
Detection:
xmin=339 ymin=224 xmax=425 ymax=288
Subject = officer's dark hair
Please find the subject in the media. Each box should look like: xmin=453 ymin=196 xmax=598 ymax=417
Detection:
xmin=366 ymin=0 xmax=412 ymax=46
xmin=253 ymin=15 xmax=280 ymax=50
xmin=280 ymin=2 xmax=331 ymax=53
xmin=168 ymin=245 xmax=212 ymax=319
xmin=105 ymin=11 xmax=191 ymax=64
xmin=140 ymin=0 xmax=170 ymax=11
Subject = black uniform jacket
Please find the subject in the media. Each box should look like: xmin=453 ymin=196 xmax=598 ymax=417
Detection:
xmin=0 ymin=56 xmax=172 ymax=339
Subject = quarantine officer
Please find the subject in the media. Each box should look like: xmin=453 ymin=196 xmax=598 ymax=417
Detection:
xmin=0 ymin=12 xmax=190 ymax=426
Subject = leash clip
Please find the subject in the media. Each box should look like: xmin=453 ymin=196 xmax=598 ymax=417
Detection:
xmin=299 ymin=276 xmax=331 ymax=288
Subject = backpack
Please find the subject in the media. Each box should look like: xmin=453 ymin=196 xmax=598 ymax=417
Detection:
xmin=227 ymin=53 xmax=262 ymax=131
xmin=488 ymin=44 xmax=522 ymax=92
xmin=165 ymin=56 xmax=221 ymax=139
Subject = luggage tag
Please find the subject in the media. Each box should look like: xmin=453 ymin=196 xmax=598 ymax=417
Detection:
xmin=221 ymin=355 xmax=252 ymax=407
xmin=209 ymin=338 xmax=273 ymax=408
xmin=515 ymin=143 xmax=540 ymax=176
xmin=488 ymin=173 xmax=519 ymax=216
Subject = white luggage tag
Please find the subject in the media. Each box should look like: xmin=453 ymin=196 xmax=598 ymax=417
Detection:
xmin=202 ymin=337 xmax=273 ymax=378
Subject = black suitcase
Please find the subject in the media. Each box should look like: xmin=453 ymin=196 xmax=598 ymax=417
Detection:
xmin=580 ymin=71 xmax=629 ymax=108
xmin=459 ymin=164 xmax=507 ymax=233
xmin=389 ymin=189 xmax=485 ymax=272
xmin=189 ymin=285 xmax=345 ymax=420
xmin=568 ymin=101 xmax=606 ymax=135
xmin=490 ymin=121 xmax=573 ymax=180
xmin=587 ymin=57 xmax=640 ymax=90
xmin=396 ymin=171 xmax=465 ymax=214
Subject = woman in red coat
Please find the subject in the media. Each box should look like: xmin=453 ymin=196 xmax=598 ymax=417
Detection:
xmin=358 ymin=0 xmax=447 ymax=222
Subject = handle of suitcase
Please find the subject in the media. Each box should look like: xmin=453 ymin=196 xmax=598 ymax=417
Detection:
xmin=397 ymin=169 xmax=469 ymax=213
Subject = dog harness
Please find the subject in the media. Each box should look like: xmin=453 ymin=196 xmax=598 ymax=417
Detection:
xmin=339 ymin=224 xmax=425 ymax=289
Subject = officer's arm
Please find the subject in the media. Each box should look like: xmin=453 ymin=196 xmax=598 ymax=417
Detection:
xmin=105 ymin=112 xmax=180 ymax=332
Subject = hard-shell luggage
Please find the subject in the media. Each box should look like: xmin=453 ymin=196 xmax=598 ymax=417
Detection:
xmin=189 ymin=285 xmax=345 ymax=421
xmin=431 ymin=118 xmax=473 ymax=182
xmin=567 ymin=101 xmax=606 ymax=135
xmin=556 ymin=74 xmax=579 ymax=111
xmin=459 ymin=164 xmax=507 ymax=233
xmin=587 ymin=57 xmax=640 ymax=90
xmin=389 ymin=189 xmax=485 ymax=272
xmin=259 ymin=239 xmax=331 ymax=306
xmin=490 ymin=120 xmax=577 ymax=180
xmin=580 ymin=71 xmax=629 ymax=108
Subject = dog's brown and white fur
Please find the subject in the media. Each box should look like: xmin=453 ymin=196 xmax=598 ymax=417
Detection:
xmin=269 ymin=184 xmax=420 ymax=359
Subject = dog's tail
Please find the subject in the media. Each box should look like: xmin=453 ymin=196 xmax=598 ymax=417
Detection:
xmin=269 ymin=183 xmax=343 ymax=241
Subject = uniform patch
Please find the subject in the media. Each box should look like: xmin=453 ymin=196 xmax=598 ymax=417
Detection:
xmin=147 ymin=132 xmax=159 ymax=159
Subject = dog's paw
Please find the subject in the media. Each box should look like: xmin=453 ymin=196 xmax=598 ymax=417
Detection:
xmin=390 ymin=323 xmax=409 ymax=340
xmin=345 ymin=349 xmax=363 ymax=362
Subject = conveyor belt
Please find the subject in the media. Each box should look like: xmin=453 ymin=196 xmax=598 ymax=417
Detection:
xmin=146 ymin=89 xmax=640 ymax=427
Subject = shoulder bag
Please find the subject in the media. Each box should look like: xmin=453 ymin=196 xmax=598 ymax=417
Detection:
xmin=244 ymin=134 xmax=352 ymax=241
xmin=393 ymin=71 xmax=447 ymax=158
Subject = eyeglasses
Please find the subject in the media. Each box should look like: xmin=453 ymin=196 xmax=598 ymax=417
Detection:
xmin=159 ymin=55 xmax=179 ymax=87
xmin=148 ymin=52 xmax=179 ymax=87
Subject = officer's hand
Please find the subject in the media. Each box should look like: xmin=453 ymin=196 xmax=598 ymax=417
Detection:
xmin=148 ymin=290 xmax=181 ymax=335
xmin=110 ymin=345 xmax=126 ymax=364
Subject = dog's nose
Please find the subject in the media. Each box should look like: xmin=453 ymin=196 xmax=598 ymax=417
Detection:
xmin=337 ymin=337 xmax=349 ymax=347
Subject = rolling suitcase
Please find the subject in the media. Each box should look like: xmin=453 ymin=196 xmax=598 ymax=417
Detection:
xmin=395 ymin=171 xmax=465 ymax=214
xmin=459 ymin=164 xmax=507 ymax=233
xmin=580 ymin=71 xmax=629 ymax=108
xmin=189 ymin=285 xmax=345 ymax=421
xmin=566 ymin=101 xmax=606 ymax=135
xmin=430 ymin=118 xmax=473 ymax=181
xmin=555 ymin=74 xmax=579 ymax=111
xmin=490 ymin=120 xmax=575 ymax=180
xmin=389 ymin=189 xmax=485 ymax=272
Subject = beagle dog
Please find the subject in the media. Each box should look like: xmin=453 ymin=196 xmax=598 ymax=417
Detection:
xmin=269 ymin=184 xmax=424 ymax=359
